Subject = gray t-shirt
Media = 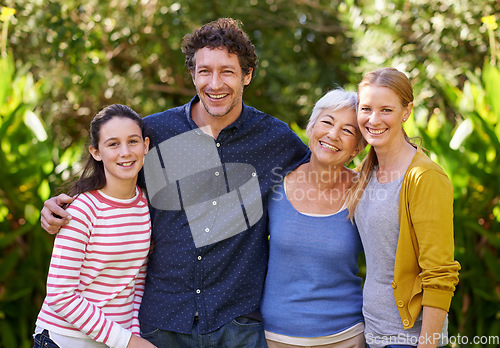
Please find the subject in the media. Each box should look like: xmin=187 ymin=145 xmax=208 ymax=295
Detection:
xmin=354 ymin=170 xmax=447 ymax=347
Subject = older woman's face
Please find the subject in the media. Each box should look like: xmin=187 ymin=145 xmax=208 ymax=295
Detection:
xmin=308 ymin=107 xmax=361 ymax=166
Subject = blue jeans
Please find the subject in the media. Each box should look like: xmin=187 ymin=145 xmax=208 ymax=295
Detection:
xmin=141 ymin=316 xmax=267 ymax=348
xmin=33 ymin=330 xmax=60 ymax=348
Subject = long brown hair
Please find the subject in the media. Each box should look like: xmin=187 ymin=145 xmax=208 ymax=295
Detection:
xmin=65 ymin=104 xmax=144 ymax=197
xmin=346 ymin=67 xmax=415 ymax=220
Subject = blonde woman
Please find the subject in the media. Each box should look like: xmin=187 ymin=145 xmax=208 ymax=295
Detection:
xmin=347 ymin=68 xmax=460 ymax=348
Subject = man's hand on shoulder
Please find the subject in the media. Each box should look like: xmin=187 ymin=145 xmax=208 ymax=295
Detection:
xmin=40 ymin=194 xmax=75 ymax=234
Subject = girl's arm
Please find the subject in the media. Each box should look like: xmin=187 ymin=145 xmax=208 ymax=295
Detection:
xmin=127 ymin=334 xmax=157 ymax=348
xmin=130 ymin=257 xmax=148 ymax=335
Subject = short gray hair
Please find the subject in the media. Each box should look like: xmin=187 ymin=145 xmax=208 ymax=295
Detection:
xmin=305 ymin=88 xmax=358 ymax=138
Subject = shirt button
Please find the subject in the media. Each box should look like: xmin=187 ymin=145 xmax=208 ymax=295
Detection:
xmin=216 ymin=142 xmax=221 ymax=147
xmin=397 ymin=300 xmax=404 ymax=308
xmin=212 ymin=201 xmax=217 ymax=206
xmin=205 ymin=228 xmax=210 ymax=233
xmin=252 ymin=172 xmax=256 ymax=177
xmin=391 ymin=281 xmax=397 ymax=289
xmin=197 ymin=256 xmax=202 ymax=260
xmin=403 ymin=319 xmax=410 ymax=327
xmin=196 ymin=289 xmax=201 ymax=294
xmin=215 ymin=171 xmax=220 ymax=176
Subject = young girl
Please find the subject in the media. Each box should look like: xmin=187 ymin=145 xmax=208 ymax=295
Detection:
xmin=347 ymin=68 xmax=460 ymax=348
xmin=33 ymin=105 xmax=156 ymax=348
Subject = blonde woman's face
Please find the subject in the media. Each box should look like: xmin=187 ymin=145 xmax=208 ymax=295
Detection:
xmin=357 ymin=85 xmax=412 ymax=152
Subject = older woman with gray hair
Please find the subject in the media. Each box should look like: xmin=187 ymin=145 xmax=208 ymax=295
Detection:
xmin=260 ymin=88 xmax=367 ymax=348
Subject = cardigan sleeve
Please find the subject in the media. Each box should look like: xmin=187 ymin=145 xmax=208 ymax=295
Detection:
xmin=409 ymin=167 xmax=461 ymax=310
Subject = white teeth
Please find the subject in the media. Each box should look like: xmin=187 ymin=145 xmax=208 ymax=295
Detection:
xmin=208 ymin=93 xmax=227 ymax=99
xmin=119 ymin=162 xmax=134 ymax=167
xmin=368 ymin=128 xmax=386 ymax=135
xmin=320 ymin=141 xmax=339 ymax=152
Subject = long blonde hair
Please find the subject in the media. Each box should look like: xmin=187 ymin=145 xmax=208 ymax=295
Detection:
xmin=346 ymin=67 xmax=415 ymax=221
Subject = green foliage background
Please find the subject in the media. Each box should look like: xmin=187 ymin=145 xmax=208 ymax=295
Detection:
xmin=0 ymin=0 xmax=498 ymax=347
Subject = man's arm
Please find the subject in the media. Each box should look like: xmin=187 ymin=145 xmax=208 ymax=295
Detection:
xmin=40 ymin=194 xmax=74 ymax=234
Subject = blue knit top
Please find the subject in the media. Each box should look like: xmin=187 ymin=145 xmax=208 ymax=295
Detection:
xmin=261 ymin=181 xmax=364 ymax=337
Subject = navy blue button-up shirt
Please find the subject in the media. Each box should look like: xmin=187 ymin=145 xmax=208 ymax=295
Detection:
xmin=138 ymin=96 xmax=309 ymax=334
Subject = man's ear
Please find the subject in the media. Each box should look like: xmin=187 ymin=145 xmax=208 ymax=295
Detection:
xmin=89 ymin=146 xmax=101 ymax=161
xmin=243 ymin=68 xmax=253 ymax=86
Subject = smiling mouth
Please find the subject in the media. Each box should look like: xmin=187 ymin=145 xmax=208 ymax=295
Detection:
xmin=320 ymin=141 xmax=340 ymax=152
xmin=367 ymin=128 xmax=387 ymax=135
xmin=118 ymin=161 xmax=135 ymax=167
xmin=207 ymin=93 xmax=228 ymax=100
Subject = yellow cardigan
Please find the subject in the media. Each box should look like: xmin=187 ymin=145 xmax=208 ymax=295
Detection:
xmin=393 ymin=148 xmax=461 ymax=329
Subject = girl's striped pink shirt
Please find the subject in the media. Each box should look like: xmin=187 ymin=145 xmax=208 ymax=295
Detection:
xmin=36 ymin=188 xmax=151 ymax=348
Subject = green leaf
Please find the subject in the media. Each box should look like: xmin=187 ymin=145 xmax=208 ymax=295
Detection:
xmin=483 ymin=63 xmax=500 ymax=118
xmin=37 ymin=179 xmax=51 ymax=201
xmin=0 ymin=54 xmax=15 ymax=108
xmin=449 ymin=118 xmax=473 ymax=150
xmin=24 ymin=110 xmax=48 ymax=142
xmin=24 ymin=204 xmax=40 ymax=225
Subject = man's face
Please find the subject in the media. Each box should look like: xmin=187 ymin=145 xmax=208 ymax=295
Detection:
xmin=191 ymin=47 xmax=252 ymax=120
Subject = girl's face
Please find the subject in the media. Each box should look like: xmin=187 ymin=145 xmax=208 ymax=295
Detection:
xmin=357 ymin=85 xmax=412 ymax=152
xmin=90 ymin=117 xmax=149 ymax=194
xmin=308 ymin=107 xmax=361 ymax=167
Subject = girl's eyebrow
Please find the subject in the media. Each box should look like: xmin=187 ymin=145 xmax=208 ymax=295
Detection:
xmin=103 ymin=137 xmax=118 ymax=143
xmin=103 ymin=134 xmax=142 ymax=143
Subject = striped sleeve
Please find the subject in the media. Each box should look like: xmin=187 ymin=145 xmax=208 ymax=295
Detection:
xmin=130 ymin=258 xmax=147 ymax=335
xmin=43 ymin=194 xmax=132 ymax=348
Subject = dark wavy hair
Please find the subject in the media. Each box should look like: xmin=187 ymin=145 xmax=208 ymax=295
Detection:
xmin=181 ymin=18 xmax=258 ymax=78
xmin=66 ymin=104 xmax=144 ymax=197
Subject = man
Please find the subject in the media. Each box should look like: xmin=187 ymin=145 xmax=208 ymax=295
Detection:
xmin=41 ymin=18 xmax=309 ymax=347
